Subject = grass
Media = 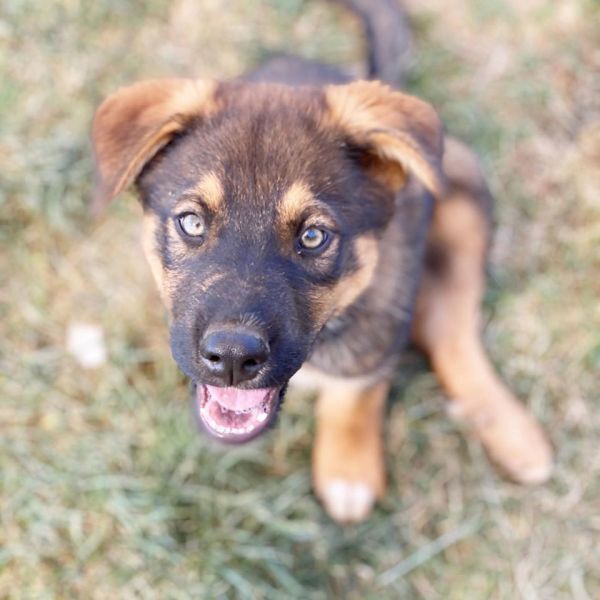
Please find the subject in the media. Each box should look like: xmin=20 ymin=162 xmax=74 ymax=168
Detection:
xmin=1 ymin=0 xmax=599 ymax=597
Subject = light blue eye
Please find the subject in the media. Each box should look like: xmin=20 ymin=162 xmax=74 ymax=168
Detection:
xmin=179 ymin=213 xmax=205 ymax=237
xmin=299 ymin=226 xmax=327 ymax=250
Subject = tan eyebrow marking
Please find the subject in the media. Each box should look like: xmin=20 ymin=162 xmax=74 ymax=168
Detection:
xmin=198 ymin=271 xmax=227 ymax=294
xmin=277 ymin=180 xmax=319 ymax=225
xmin=191 ymin=171 xmax=224 ymax=212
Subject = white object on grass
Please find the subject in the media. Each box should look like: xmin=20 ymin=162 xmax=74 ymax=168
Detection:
xmin=66 ymin=322 xmax=107 ymax=369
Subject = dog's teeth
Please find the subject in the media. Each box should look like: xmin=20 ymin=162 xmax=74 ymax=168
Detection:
xmin=200 ymin=398 xmax=272 ymax=437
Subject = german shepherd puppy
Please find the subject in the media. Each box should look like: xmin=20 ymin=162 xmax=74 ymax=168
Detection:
xmin=91 ymin=0 xmax=553 ymax=522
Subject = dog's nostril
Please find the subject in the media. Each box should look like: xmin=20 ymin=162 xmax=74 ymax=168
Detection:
xmin=242 ymin=358 xmax=259 ymax=370
xmin=207 ymin=354 xmax=221 ymax=363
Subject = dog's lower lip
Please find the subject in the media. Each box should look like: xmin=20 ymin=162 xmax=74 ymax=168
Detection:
xmin=194 ymin=384 xmax=281 ymax=443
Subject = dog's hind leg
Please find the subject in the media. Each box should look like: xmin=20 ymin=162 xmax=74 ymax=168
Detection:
xmin=312 ymin=377 xmax=389 ymax=523
xmin=411 ymin=138 xmax=553 ymax=484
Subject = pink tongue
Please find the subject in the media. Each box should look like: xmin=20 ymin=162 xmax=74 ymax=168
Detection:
xmin=205 ymin=385 xmax=272 ymax=411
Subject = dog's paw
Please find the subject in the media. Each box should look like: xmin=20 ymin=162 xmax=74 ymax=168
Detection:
xmin=449 ymin=395 xmax=554 ymax=485
xmin=318 ymin=479 xmax=377 ymax=524
xmin=313 ymin=442 xmax=385 ymax=524
xmin=491 ymin=420 xmax=554 ymax=485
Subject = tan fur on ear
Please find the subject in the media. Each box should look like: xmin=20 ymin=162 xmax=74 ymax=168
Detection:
xmin=325 ymin=80 xmax=445 ymax=196
xmin=91 ymin=79 xmax=218 ymax=212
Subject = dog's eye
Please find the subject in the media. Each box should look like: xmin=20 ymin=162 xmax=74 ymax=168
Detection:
xmin=178 ymin=212 xmax=205 ymax=238
xmin=298 ymin=226 xmax=329 ymax=253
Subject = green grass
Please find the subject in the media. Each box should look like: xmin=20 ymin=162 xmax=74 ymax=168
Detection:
xmin=1 ymin=0 xmax=599 ymax=597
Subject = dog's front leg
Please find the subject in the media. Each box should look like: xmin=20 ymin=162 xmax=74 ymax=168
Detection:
xmin=312 ymin=379 xmax=389 ymax=523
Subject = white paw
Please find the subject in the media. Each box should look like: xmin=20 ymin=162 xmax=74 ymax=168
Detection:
xmin=319 ymin=479 xmax=377 ymax=524
xmin=513 ymin=461 xmax=553 ymax=485
xmin=498 ymin=451 xmax=554 ymax=485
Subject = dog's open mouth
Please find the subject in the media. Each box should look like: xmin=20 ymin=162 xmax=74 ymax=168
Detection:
xmin=194 ymin=384 xmax=282 ymax=443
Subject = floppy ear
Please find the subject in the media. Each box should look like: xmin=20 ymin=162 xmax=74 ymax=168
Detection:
xmin=91 ymin=78 xmax=217 ymax=213
xmin=325 ymin=80 xmax=445 ymax=196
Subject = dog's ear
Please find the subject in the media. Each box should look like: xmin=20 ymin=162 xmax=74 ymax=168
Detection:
xmin=325 ymin=80 xmax=445 ymax=196
xmin=91 ymin=78 xmax=217 ymax=213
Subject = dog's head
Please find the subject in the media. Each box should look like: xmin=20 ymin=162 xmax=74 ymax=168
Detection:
xmin=91 ymin=79 xmax=443 ymax=442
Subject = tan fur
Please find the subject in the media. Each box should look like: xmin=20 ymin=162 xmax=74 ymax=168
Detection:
xmin=330 ymin=235 xmax=379 ymax=313
xmin=92 ymin=79 xmax=218 ymax=211
xmin=359 ymin=152 xmax=407 ymax=191
xmin=307 ymin=234 xmax=380 ymax=329
xmin=412 ymin=188 xmax=553 ymax=484
xmin=277 ymin=181 xmax=316 ymax=225
xmin=141 ymin=213 xmax=184 ymax=312
xmin=191 ymin=171 xmax=224 ymax=213
xmin=196 ymin=271 xmax=227 ymax=294
xmin=325 ymin=81 xmax=445 ymax=196
xmin=313 ymin=379 xmax=389 ymax=523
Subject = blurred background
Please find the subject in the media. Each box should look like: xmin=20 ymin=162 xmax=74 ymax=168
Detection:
xmin=1 ymin=0 xmax=598 ymax=597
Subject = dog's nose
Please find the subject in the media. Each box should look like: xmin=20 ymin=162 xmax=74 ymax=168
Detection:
xmin=198 ymin=328 xmax=269 ymax=386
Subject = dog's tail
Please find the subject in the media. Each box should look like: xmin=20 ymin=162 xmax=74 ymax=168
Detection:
xmin=340 ymin=0 xmax=412 ymax=85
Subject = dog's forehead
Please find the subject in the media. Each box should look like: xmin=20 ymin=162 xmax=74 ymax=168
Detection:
xmin=204 ymin=85 xmax=339 ymax=205
xmin=138 ymin=83 xmax=349 ymax=219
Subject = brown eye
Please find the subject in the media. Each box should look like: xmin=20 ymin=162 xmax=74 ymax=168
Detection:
xmin=178 ymin=212 xmax=205 ymax=237
xmin=298 ymin=226 xmax=329 ymax=252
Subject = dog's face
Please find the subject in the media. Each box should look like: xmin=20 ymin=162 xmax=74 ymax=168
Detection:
xmin=92 ymin=79 xmax=443 ymax=442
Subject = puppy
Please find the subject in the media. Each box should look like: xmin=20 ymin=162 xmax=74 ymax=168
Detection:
xmin=91 ymin=0 xmax=552 ymax=523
